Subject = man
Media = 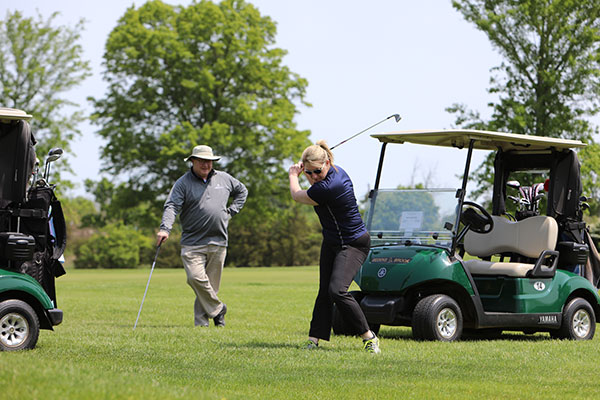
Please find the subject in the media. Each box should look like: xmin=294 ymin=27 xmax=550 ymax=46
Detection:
xmin=157 ymin=145 xmax=248 ymax=327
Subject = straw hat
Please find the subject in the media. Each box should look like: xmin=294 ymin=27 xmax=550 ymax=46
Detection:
xmin=184 ymin=145 xmax=221 ymax=161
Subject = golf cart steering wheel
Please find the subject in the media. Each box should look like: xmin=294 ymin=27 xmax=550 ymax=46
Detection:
xmin=461 ymin=201 xmax=494 ymax=234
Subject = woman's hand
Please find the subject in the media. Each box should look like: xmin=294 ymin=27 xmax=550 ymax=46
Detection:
xmin=289 ymin=162 xmax=303 ymax=177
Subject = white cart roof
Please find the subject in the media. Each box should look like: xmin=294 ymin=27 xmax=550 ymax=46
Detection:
xmin=371 ymin=129 xmax=586 ymax=151
xmin=0 ymin=107 xmax=32 ymax=121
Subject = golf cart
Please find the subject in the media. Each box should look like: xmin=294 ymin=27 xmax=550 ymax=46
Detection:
xmin=0 ymin=107 xmax=66 ymax=350
xmin=333 ymin=129 xmax=600 ymax=341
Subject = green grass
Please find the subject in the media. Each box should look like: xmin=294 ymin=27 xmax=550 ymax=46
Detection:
xmin=3 ymin=267 xmax=600 ymax=399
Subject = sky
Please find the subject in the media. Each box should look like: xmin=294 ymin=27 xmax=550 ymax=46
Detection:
xmin=9 ymin=0 xmax=502 ymax=199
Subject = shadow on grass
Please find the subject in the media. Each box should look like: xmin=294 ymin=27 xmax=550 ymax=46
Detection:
xmin=129 ymin=324 xmax=187 ymax=329
xmin=377 ymin=327 xmax=554 ymax=342
xmin=225 ymin=340 xmax=336 ymax=351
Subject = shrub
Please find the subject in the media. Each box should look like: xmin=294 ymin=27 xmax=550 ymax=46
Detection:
xmin=74 ymin=223 xmax=151 ymax=269
xmin=139 ymin=231 xmax=183 ymax=268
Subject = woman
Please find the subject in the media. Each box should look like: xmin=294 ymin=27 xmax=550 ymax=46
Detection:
xmin=288 ymin=140 xmax=380 ymax=354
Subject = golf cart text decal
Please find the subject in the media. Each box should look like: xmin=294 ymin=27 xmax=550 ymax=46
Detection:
xmin=533 ymin=281 xmax=545 ymax=291
xmin=539 ymin=315 xmax=558 ymax=324
xmin=377 ymin=268 xmax=387 ymax=278
xmin=371 ymin=257 xmax=412 ymax=264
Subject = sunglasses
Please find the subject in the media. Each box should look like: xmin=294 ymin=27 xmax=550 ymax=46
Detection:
xmin=304 ymin=162 xmax=326 ymax=175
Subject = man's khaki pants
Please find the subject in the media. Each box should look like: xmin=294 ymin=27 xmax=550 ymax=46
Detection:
xmin=181 ymin=244 xmax=227 ymax=326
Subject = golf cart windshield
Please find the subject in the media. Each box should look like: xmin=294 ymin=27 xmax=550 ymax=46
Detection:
xmin=365 ymin=189 xmax=458 ymax=248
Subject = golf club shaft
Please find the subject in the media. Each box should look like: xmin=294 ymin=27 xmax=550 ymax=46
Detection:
xmin=330 ymin=114 xmax=401 ymax=150
xmin=133 ymin=244 xmax=161 ymax=330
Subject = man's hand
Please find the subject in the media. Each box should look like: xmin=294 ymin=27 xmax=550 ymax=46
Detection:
xmin=156 ymin=231 xmax=169 ymax=246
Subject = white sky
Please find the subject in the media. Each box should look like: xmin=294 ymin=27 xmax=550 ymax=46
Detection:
xmin=9 ymin=0 xmax=502 ymax=199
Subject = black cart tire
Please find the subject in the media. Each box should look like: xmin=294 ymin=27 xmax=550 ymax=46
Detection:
xmin=551 ymin=298 xmax=595 ymax=340
xmin=412 ymin=294 xmax=463 ymax=342
xmin=0 ymin=299 xmax=40 ymax=351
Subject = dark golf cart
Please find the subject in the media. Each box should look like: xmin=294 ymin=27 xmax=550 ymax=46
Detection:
xmin=333 ymin=129 xmax=600 ymax=341
xmin=0 ymin=107 xmax=66 ymax=350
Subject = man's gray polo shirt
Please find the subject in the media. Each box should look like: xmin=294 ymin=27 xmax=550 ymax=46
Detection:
xmin=160 ymin=169 xmax=248 ymax=246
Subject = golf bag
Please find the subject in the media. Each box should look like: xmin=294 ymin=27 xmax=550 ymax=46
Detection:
xmin=0 ymin=117 xmax=66 ymax=305
xmin=491 ymin=149 xmax=600 ymax=286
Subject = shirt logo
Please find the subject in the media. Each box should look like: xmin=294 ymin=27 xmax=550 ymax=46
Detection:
xmin=377 ymin=268 xmax=387 ymax=278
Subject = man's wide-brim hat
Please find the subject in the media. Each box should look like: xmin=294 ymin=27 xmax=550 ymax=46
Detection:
xmin=184 ymin=145 xmax=221 ymax=161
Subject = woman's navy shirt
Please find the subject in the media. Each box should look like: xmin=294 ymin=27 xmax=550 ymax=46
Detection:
xmin=306 ymin=165 xmax=367 ymax=245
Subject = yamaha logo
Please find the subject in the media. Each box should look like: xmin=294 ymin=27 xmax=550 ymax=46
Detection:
xmin=377 ymin=268 xmax=387 ymax=278
xmin=533 ymin=281 xmax=545 ymax=291
xmin=539 ymin=315 xmax=557 ymax=324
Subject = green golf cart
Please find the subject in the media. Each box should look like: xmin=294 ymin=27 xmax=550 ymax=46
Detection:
xmin=0 ymin=107 xmax=66 ymax=350
xmin=333 ymin=129 xmax=600 ymax=341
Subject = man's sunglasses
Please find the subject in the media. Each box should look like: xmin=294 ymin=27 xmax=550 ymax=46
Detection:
xmin=304 ymin=162 xmax=326 ymax=175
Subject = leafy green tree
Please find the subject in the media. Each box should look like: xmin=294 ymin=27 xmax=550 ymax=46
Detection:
xmin=89 ymin=0 xmax=311 ymax=266
xmin=449 ymin=0 xmax=600 ymax=198
xmin=579 ymin=143 xmax=600 ymax=215
xmin=90 ymin=0 xmax=309 ymax=210
xmin=0 ymin=10 xmax=91 ymax=182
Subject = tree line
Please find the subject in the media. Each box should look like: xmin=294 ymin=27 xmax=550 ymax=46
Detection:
xmin=2 ymin=0 xmax=600 ymax=268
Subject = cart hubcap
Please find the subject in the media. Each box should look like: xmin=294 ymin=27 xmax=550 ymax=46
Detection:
xmin=572 ymin=309 xmax=591 ymax=339
xmin=437 ymin=308 xmax=457 ymax=338
xmin=0 ymin=313 xmax=29 ymax=347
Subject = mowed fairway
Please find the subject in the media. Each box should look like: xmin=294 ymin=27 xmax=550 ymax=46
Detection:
xmin=2 ymin=267 xmax=600 ymax=399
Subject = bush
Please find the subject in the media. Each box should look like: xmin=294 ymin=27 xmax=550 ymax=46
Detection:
xmin=74 ymin=223 xmax=151 ymax=269
xmin=139 ymin=231 xmax=183 ymax=268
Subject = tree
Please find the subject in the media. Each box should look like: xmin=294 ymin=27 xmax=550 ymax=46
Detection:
xmin=0 ymin=10 xmax=91 ymax=182
xmin=90 ymin=0 xmax=311 ymax=266
xmin=449 ymin=0 xmax=600 ymax=198
xmin=91 ymin=0 xmax=309 ymax=200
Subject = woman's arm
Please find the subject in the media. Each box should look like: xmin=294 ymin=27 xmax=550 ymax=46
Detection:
xmin=289 ymin=163 xmax=318 ymax=206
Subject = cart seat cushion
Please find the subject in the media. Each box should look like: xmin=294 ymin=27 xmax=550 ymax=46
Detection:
xmin=464 ymin=215 xmax=558 ymax=259
xmin=463 ymin=259 xmax=535 ymax=277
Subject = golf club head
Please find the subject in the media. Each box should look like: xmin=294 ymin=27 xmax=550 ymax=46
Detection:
xmin=46 ymin=148 xmax=64 ymax=163
xmin=390 ymin=114 xmax=402 ymax=123
xmin=43 ymin=148 xmax=64 ymax=181
xmin=533 ymin=182 xmax=545 ymax=195
xmin=507 ymin=195 xmax=520 ymax=204
xmin=507 ymin=180 xmax=520 ymax=190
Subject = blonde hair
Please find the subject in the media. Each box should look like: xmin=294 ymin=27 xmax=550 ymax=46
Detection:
xmin=301 ymin=140 xmax=335 ymax=167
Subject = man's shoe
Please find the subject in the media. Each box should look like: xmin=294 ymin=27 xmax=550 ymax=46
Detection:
xmin=303 ymin=340 xmax=319 ymax=350
xmin=214 ymin=303 xmax=227 ymax=327
xmin=363 ymin=336 xmax=381 ymax=354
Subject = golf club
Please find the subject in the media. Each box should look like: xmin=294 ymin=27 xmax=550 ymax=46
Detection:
xmin=43 ymin=147 xmax=64 ymax=182
xmin=133 ymin=243 xmax=162 ymax=330
xmin=330 ymin=114 xmax=401 ymax=150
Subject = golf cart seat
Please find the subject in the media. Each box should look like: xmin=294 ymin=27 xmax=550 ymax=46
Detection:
xmin=463 ymin=216 xmax=558 ymax=278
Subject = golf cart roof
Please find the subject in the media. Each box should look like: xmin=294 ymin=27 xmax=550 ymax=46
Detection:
xmin=0 ymin=107 xmax=32 ymax=122
xmin=371 ymin=129 xmax=586 ymax=152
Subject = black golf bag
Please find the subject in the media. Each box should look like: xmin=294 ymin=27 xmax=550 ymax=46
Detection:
xmin=0 ymin=118 xmax=66 ymax=305
xmin=492 ymin=149 xmax=600 ymax=286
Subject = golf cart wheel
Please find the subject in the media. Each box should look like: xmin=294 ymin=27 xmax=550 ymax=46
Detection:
xmin=412 ymin=295 xmax=463 ymax=342
xmin=0 ymin=300 xmax=40 ymax=351
xmin=551 ymin=298 xmax=596 ymax=340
